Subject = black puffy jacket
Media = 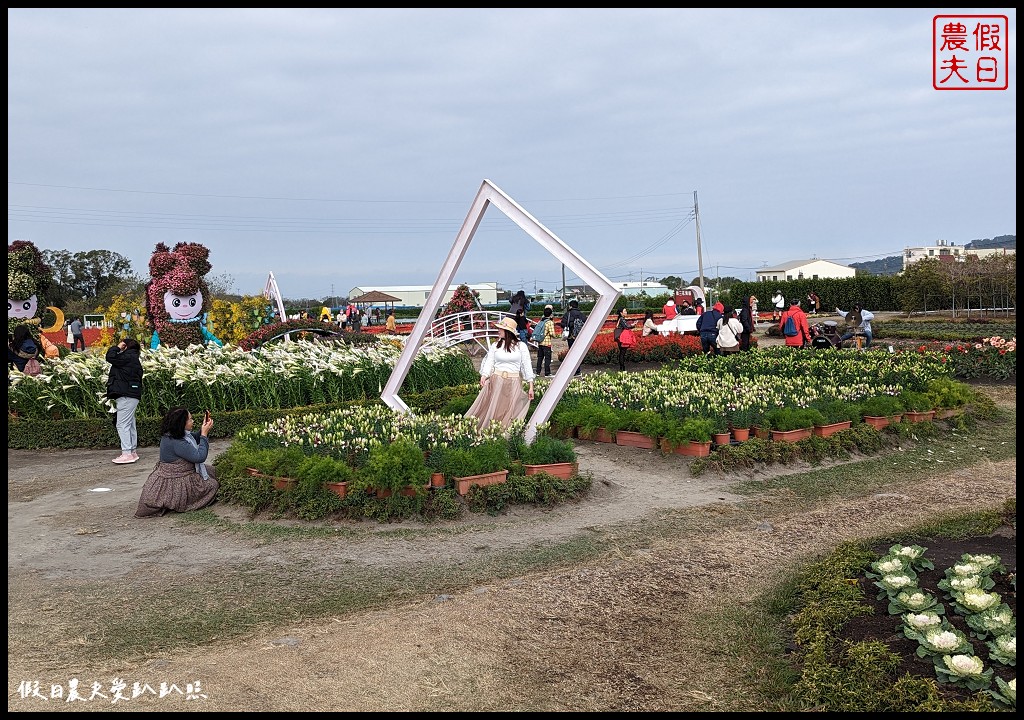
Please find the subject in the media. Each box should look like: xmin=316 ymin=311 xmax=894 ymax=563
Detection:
xmin=105 ymin=346 xmax=143 ymax=400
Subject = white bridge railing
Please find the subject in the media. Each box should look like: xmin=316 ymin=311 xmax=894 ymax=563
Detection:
xmin=426 ymin=310 xmax=535 ymax=353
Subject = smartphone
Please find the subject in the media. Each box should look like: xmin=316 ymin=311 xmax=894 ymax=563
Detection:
xmin=204 ymin=410 xmax=211 ymax=422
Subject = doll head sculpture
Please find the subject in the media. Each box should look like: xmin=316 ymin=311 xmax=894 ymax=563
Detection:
xmin=145 ymin=242 xmax=215 ymax=348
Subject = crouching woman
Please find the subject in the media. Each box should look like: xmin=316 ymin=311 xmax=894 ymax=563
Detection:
xmin=135 ymin=406 xmax=219 ymax=518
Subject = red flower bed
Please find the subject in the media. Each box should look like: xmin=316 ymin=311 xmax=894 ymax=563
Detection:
xmin=558 ymin=331 xmax=704 ymax=365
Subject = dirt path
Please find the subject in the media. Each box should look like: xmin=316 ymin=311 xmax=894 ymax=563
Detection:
xmin=7 ymin=381 xmax=1015 ymax=712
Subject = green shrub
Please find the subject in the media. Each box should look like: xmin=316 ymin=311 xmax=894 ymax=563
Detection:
xmin=763 ymin=407 xmax=826 ymax=431
xmin=810 ymin=399 xmax=859 ymax=425
xmin=859 ymin=395 xmax=905 ymax=419
xmin=353 ymin=437 xmax=430 ymax=492
xmin=520 ymin=434 xmax=577 ymax=465
xmin=897 ymin=390 xmax=933 ymax=413
xmin=925 ymin=377 xmax=973 ymax=410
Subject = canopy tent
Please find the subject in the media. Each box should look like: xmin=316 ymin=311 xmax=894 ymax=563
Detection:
xmin=347 ymin=290 xmax=403 ymax=315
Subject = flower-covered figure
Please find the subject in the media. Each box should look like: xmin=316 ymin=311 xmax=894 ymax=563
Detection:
xmin=8 ymin=240 xmax=60 ymax=358
xmin=144 ymin=242 xmax=224 ymax=349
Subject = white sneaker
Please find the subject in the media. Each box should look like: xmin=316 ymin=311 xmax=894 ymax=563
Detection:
xmin=130 ymin=452 xmax=139 ymax=462
xmin=112 ymin=453 xmax=136 ymax=464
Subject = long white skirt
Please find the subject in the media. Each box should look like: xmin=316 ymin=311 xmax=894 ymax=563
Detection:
xmin=464 ymin=375 xmax=530 ymax=430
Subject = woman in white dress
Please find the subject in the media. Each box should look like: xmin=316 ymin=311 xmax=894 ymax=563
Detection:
xmin=464 ymin=316 xmax=535 ymax=430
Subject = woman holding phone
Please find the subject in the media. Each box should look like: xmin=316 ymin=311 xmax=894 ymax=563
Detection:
xmin=135 ymin=406 xmax=219 ymax=518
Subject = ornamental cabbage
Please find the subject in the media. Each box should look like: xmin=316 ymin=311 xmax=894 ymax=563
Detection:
xmin=872 ymin=557 xmax=908 ymax=575
xmin=960 ymin=553 xmax=1004 ymax=575
xmin=951 ymin=562 xmax=983 ymax=577
xmin=959 ymin=588 xmax=1001 ymax=613
xmin=965 ymin=604 xmax=1016 ymax=639
xmin=934 ymin=653 xmax=994 ymax=690
xmin=889 ymin=589 xmax=939 ymax=615
xmin=986 ymin=634 xmax=1016 ymax=667
xmin=904 ymin=611 xmax=943 ymax=631
xmin=986 ymin=676 xmax=1016 ymax=709
xmin=911 ymin=626 xmax=972 ymax=658
xmin=876 ymin=574 xmax=916 ymax=598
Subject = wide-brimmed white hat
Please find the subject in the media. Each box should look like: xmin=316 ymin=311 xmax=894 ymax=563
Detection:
xmin=495 ymin=316 xmax=518 ymax=334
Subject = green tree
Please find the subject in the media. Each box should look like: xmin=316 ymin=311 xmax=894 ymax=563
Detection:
xmin=659 ymin=275 xmax=683 ymax=290
xmin=42 ymin=249 xmax=138 ymax=304
xmin=897 ymin=258 xmax=949 ymax=314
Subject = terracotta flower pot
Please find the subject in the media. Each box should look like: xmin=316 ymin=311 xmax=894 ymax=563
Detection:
xmin=455 ymin=469 xmax=509 ymax=496
xmin=660 ymin=438 xmax=711 ymax=457
xmin=430 ymin=472 xmax=446 ymax=488
xmin=731 ymin=427 xmax=750 ymax=442
xmin=615 ymin=430 xmax=655 ymax=449
xmin=272 ymin=477 xmax=297 ymax=491
xmin=812 ymin=421 xmax=852 ymax=437
xmin=524 ymin=462 xmax=578 ymax=480
xmin=770 ymin=427 xmax=812 ymax=443
xmin=752 ymin=426 xmax=770 ymax=440
xmin=581 ymin=428 xmax=615 ymax=443
xmin=863 ymin=415 xmax=890 ymax=430
xmin=712 ymin=432 xmax=731 ymax=446
xmin=903 ymin=410 xmax=935 ymax=423
xmin=324 ymin=481 xmax=347 ymax=498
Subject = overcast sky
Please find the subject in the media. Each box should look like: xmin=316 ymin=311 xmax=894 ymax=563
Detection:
xmin=8 ymin=8 xmax=1017 ymax=299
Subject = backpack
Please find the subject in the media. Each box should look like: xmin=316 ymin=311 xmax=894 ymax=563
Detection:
xmin=570 ymin=315 xmax=585 ymax=338
xmin=531 ymin=318 xmax=549 ymax=342
xmin=23 ymin=357 xmax=42 ymax=376
xmin=783 ymin=314 xmax=798 ymax=337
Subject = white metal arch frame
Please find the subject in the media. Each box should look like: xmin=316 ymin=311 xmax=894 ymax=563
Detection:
xmin=382 ymin=179 xmax=620 ymax=443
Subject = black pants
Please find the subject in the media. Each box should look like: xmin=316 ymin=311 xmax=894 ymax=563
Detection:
xmin=565 ymin=337 xmax=581 ymax=375
xmin=72 ymin=334 xmax=86 ymax=352
xmin=536 ymin=345 xmax=552 ymax=376
xmin=617 ymin=342 xmax=627 ymax=370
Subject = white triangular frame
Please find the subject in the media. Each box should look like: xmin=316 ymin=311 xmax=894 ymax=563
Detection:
xmin=381 ymin=179 xmax=620 ymax=443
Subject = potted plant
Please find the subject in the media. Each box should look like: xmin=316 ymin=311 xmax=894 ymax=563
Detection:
xmin=268 ymin=446 xmax=307 ymax=491
xmin=860 ymin=395 xmax=905 ymax=429
xmin=810 ymin=399 xmax=857 ymax=437
xmin=661 ymin=416 xmax=715 ymax=456
xmin=577 ymin=401 xmax=619 ymax=443
xmin=439 ymin=439 xmax=510 ymax=495
xmin=615 ymin=409 xmax=663 ymax=450
xmin=710 ymin=414 xmax=731 ymax=447
xmin=926 ymin=377 xmax=972 ymax=418
xmin=763 ymin=407 xmax=822 ymax=442
xmin=521 ymin=434 xmax=578 ymax=480
xmin=296 ymin=455 xmax=353 ymax=498
xmin=899 ymin=390 xmax=936 ymax=423
xmin=726 ymin=406 xmax=758 ymax=442
xmin=353 ymin=437 xmax=431 ymax=497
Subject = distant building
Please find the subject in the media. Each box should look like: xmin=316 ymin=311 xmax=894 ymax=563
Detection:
xmin=346 ymin=283 xmax=498 ymax=308
xmin=756 ymin=259 xmax=855 ymax=282
xmin=903 ymin=240 xmax=1015 ymax=270
xmin=614 ymin=281 xmax=670 ymax=297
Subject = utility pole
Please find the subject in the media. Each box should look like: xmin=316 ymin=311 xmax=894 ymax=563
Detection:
xmin=561 ymin=264 xmax=566 ymax=308
xmin=695 ymin=190 xmax=706 ymax=299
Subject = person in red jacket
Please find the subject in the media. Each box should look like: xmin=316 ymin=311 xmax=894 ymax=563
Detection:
xmin=778 ymin=297 xmax=811 ymax=348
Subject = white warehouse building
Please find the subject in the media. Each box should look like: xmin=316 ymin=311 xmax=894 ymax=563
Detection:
xmin=347 ymin=283 xmax=499 ymax=308
xmin=755 ymin=259 xmax=855 ymax=282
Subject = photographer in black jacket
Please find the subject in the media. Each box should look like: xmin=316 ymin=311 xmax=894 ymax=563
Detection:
xmin=106 ymin=338 xmax=144 ymax=464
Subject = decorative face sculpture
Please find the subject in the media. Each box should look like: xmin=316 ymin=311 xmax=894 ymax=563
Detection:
xmin=144 ymin=241 xmax=215 ymax=349
xmin=163 ymin=290 xmax=204 ymax=321
xmin=8 ymin=294 xmax=38 ymax=320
